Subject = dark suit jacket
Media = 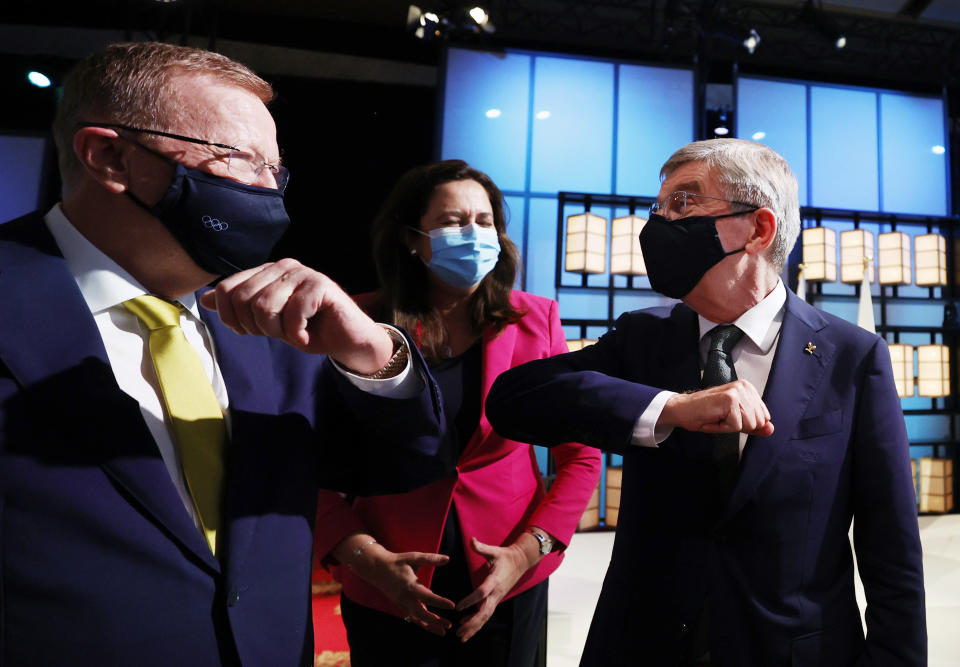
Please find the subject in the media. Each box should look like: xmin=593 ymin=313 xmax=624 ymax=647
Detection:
xmin=487 ymin=291 xmax=926 ymax=667
xmin=0 ymin=212 xmax=453 ymax=666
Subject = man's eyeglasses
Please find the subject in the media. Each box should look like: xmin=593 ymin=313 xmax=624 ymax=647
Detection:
xmin=79 ymin=122 xmax=289 ymax=191
xmin=649 ymin=191 xmax=757 ymax=220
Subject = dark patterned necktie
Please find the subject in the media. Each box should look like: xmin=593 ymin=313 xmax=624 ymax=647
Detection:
xmin=691 ymin=324 xmax=745 ymax=663
xmin=702 ymin=324 xmax=744 ymax=504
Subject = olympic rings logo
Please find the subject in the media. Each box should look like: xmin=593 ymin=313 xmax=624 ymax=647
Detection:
xmin=202 ymin=215 xmax=229 ymax=232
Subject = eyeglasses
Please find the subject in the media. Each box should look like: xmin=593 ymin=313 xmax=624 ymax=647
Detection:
xmin=649 ymin=190 xmax=757 ymax=220
xmin=79 ymin=122 xmax=289 ymax=191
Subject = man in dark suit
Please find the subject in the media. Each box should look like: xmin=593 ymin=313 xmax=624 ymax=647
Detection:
xmin=0 ymin=42 xmax=451 ymax=666
xmin=487 ymin=138 xmax=926 ymax=666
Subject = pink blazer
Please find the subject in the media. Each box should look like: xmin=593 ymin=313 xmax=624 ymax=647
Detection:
xmin=314 ymin=291 xmax=602 ymax=617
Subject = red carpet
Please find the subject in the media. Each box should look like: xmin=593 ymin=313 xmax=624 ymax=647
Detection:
xmin=312 ymin=562 xmax=351 ymax=667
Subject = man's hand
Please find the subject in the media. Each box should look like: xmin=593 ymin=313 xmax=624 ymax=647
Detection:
xmin=659 ymin=379 xmax=774 ymax=436
xmin=198 ymin=259 xmax=393 ymax=374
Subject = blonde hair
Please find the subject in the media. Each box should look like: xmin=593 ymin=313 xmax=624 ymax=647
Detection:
xmin=661 ymin=138 xmax=801 ymax=271
xmin=53 ymin=41 xmax=274 ymax=191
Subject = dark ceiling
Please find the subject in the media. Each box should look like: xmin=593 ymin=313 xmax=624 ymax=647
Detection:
xmin=3 ymin=0 xmax=960 ymax=91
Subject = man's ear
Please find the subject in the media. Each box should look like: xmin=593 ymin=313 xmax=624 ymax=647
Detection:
xmin=745 ymin=207 xmax=777 ymax=255
xmin=71 ymin=126 xmax=131 ymax=194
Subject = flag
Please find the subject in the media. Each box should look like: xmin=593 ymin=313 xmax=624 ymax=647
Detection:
xmin=857 ymin=258 xmax=876 ymax=334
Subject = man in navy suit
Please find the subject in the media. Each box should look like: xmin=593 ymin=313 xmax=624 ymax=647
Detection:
xmin=487 ymin=138 xmax=926 ymax=666
xmin=0 ymin=42 xmax=451 ymax=665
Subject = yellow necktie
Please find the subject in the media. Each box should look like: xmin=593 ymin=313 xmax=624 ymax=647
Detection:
xmin=124 ymin=295 xmax=226 ymax=556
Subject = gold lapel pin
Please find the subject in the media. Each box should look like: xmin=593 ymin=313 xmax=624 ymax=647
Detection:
xmin=804 ymin=342 xmax=817 ymax=355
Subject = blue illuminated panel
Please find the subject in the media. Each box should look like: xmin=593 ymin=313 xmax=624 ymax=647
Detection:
xmin=736 ymin=78 xmax=809 ymax=206
xmin=530 ymin=56 xmax=614 ymax=194
xmin=441 ymin=48 xmax=531 ymax=192
xmin=810 ymin=86 xmax=879 ymax=210
xmin=525 ymin=197 xmax=560 ymax=298
xmin=440 ymin=47 xmax=694 ymax=302
xmin=880 ymin=93 xmax=948 ymax=216
xmin=616 ymin=65 xmax=694 ymax=196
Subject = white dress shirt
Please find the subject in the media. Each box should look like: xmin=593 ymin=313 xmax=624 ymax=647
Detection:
xmin=632 ymin=280 xmax=787 ymax=456
xmin=44 ymin=204 xmax=417 ymax=527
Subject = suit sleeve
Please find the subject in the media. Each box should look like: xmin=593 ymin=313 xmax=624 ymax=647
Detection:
xmin=525 ymin=299 xmax=603 ymax=548
xmin=852 ymin=338 xmax=926 ymax=666
xmin=486 ymin=311 xmax=663 ymax=456
xmin=314 ymin=327 xmax=457 ymax=496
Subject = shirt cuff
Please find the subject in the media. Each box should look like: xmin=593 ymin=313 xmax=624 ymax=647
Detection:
xmin=330 ymin=324 xmax=423 ymax=399
xmin=631 ymin=390 xmax=677 ymax=447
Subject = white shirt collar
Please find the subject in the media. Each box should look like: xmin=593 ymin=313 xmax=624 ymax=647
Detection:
xmin=43 ymin=204 xmax=202 ymax=319
xmin=698 ymin=279 xmax=786 ymax=353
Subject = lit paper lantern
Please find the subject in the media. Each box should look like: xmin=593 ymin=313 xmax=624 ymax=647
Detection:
xmin=840 ymin=229 xmax=874 ymax=284
xmin=801 ymin=227 xmax=836 ymax=281
xmin=566 ymin=339 xmax=597 ymax=352
xmin=610 ymin=215 xmax=647 ymax=276
xmin=915 ymin=233 xmax=947 ymax=286
xmin=878 ymin=232 xmax=911 ymax=285
xmin=565 ymin=213 xmax=607 ymax=274
xmin=888 ymin=343 xmax=915 ymax=398
xmin=917 ymin=344 xmax=950 ymax=397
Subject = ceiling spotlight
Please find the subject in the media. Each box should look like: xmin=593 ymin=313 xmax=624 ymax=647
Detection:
xmin=803 ymin=1 xmax=847 ymax=51
xmin=485 ymin=108 xmax=502 ymax=119
xmin=27 ymin=71 xmax=52 ymax=88
xmin=469 ymin=7 xmax=488 ymax=25
xmin=466 ymin=5 xmax=495 ymax=33
xmin=407 ymin=5 xmax=444 ymax=40
xmin=713 ymin=109 xmax=731 ymax=136
xmin=752 ymin=131 xmax=766 ymax=141
xmin=932 ymin=145 xmax=946 ymax=155
xmin=742 ymin=28 xmax=761 ymax=55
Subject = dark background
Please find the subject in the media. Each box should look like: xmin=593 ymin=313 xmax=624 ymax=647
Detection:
xmin=3 ymin=0 xmax=959 ymax=291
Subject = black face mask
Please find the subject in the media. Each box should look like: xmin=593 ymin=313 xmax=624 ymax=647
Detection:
xmin=639 ymin=210 xmax=755 ymax=299
xmin=127 ymin=161 xmax=291 ymax=277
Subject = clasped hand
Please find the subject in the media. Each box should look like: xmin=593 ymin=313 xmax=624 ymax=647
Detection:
xmin=659 ymin=379 xmax=775 ymax=436
xmin=355 ymin=537 xmax=536 ymax=642
xmin=198 ymin=259 xmax=393 ymax=374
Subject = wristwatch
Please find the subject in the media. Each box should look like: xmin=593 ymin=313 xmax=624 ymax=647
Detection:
xmin=526 ymin=528 xmax=554 ymax=556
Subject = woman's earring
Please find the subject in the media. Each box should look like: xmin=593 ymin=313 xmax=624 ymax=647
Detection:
xmin=410 ymin=248 xmax=417 ymax=255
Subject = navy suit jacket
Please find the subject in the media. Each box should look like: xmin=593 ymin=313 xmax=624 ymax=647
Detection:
xmin=487 ymin=292 xmax=926 ymax=666
xmin=0 ymin=212 xmax=454 ymax=666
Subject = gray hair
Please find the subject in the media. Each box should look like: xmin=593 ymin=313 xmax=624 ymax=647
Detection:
xmin=53 ymin=41 xmax=274 ymax=193
xmin=660 ymin=138 xmax=801 ymax=271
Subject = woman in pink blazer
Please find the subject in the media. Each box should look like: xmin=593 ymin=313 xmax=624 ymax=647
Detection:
xmin=314 ymin=160 xmax=601 ymax=667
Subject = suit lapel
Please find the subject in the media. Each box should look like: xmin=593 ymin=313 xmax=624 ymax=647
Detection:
xmin=201 ymin=304 xmax=279 ymax=577
xmin=656 ymin=304 xmax=701 ymax=393
xmin=460 ymin=323 xmax=517 ymax=461
xmin=720 ymin=291 xmax=833 ymax=524
xmin=0 ymin=215 xmax=218 ymax=569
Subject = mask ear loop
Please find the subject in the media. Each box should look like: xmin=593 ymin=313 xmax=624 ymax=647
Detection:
xmin=714 ymin=207 xmax=759 ymax=258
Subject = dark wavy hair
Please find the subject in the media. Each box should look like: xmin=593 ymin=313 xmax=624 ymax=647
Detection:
xmin=369 ymin=160 xmax=523 ymax=362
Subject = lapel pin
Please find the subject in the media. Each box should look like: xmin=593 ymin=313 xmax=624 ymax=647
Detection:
xmin=804 ymin=342 xmax=817 ymax=355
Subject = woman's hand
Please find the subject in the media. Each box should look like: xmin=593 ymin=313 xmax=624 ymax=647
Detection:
xmin=454 ymin=534 xmax=542 ymax=642
xmin=347 ymin=542 xmax=455 ymax=636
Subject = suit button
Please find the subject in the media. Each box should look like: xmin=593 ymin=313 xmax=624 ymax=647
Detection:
xmin=227 ymin=588 xmax=240 ymax=607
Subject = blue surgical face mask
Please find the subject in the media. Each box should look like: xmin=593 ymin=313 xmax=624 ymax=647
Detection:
xmin=126 ymin=158 xmax=291 ymax=277
xmin=410 ymin=223 xmax=501 ymax=289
